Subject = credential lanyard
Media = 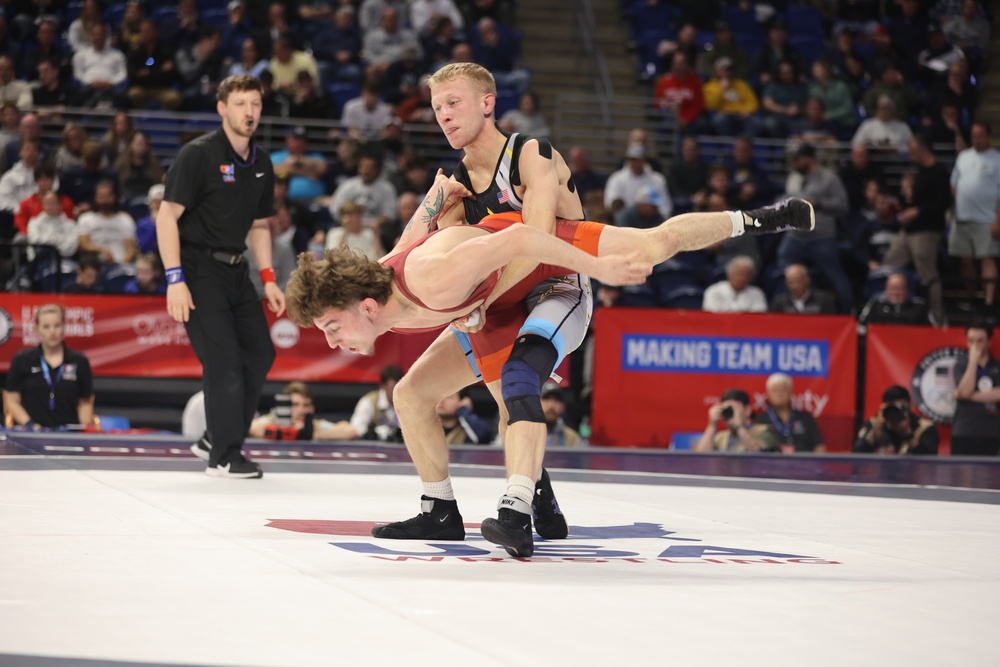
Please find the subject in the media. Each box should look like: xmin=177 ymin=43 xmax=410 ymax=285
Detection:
xmin=766 ymin=407 xmax=793 ymax=443
xmin=40 ymin=356 xmax=63 ymax=411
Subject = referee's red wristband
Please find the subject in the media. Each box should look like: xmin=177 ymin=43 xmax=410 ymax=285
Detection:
xmin=260 ymin=267 xmax=276 ymax=284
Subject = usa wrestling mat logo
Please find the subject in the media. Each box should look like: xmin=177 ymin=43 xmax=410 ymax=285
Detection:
xmin=0 ymin=306 xmax=13 ymax=345
xmin=911 ymin=347 xmax=962 ymax=423
xmin=265 ymin=520 xmax=841 ymax=564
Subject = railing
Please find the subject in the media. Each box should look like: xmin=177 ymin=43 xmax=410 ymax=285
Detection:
xmin=574 ymin=0 xmax=612 ymax=128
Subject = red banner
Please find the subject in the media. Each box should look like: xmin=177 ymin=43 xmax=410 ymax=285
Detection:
xmin=591 ymin=310 xmax=858 ymax=451
xmin=0 ymin=294 xmax=439 ymax=382
xmin=864 ymin=324 xmax=1000 ymax=452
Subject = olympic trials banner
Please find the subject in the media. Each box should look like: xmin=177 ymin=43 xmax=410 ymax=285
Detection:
xmin=0 ymin=294 xmax=439 ymax=382
xmin=591 ymin=309 xmax=858 ymax=451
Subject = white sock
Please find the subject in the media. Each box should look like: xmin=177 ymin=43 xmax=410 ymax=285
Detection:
xmin=727 ymin=210 xmax=746 ymax=238
xmin=505 ymin=474 xmax=535 ymax=506
xmin=422 ymin=477 xmax=455 ymax=501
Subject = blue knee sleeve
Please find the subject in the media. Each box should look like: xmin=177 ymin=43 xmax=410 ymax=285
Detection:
xmin=501 ymin=336 xmax=558 ymax=425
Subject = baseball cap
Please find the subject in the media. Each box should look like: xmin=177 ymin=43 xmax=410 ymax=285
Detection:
xmin=634 ymin=185 xmax=663 ymax=207
xmin=287 ymin=125 xmax=308 ymax=138
xmin=227 ymin=0 xmax=245 ymax=11
xmin=540 ymin=382 xmax=564 ymax=400
xmin=714 ymin=56 xmax=733 ymax=72
xmin=147 ymin=184 xmax=165 ymax=202
xmin=625 ymin=143 xmax=645 ymax=159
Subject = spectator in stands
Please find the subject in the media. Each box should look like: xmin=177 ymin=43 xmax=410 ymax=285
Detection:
xmin=471 ymin=17 xmax=529 ymax=93
xmin=0 ymin=111 xmax=46 ymax=172
xmin=887 ymin=0 xmax=930 ymax=73
xmin=327 ymin=137 xmax=361 ymax=191
xmin=0 ymin=55 xmax=30 ymax=109
xmin=244 ymin=206 xmax=297 ymax=297
xmin=363 ymin=6 xmax=423 ymax=75
xmin=858 ymin=271 xmax=930 ymax=325
xmin=115 ymin=131 xmax=163 ymax=203
xmin=779 ymin=144 xmax=853 ymax=313
xmin=951 ymin=321 xmax=1000 ymax=456
xmin=923 ymin=100 xmax=970 ymax=151
xmin=703 ymin=255 xmax=767 ymax=313
xmin=614 ymin=185 xmax=666 ymax=230
xmin=161 ymin=0 xmax=202 ymax=52
xmin=384 ymin=190 xmax=419 ymax=249
xmin=312 ymin=6 xmax=363 ymax=82
xmin=135 ymin=183 xmax=162 ymax=256
xmin=72 ymin=22 xmax=128 ymax=109
xmin=695 ymin=388 xmax=776 ymax=453
xmin=411 ymin=0 xmax=465 ymax=35
xmin=754 ymin=18 xmax=802 ymax=87
xmin=881 ymin=134 xmax=950 ymax=325
xmin=289 ymin=70 xmax=335 ymax=120
xmin=248 ymin=382 xmax=351 ymax=441
xmin=950 ymin=121 xmax=1000 ymax=313
xmin=859 ymin=179 xmax=902 ymax=268
xmin=944 ymin=0 xmax=990 ymax=67
xmin=114 ymin=0 xmax=144 ymax=54
xmin=653 ymin=52 xmax=706 ymax=135
xmin=824 ymin=27 xmax=868 ymax=96
xmin=123 ymin=253 xmax=165 ymax=295
xmin=219 ymin=0 xmax=254 ymax=62
xmin=32 ymin=57 xmax=73 ymax=114
xmin=422 ymin=15 xmax=460 ymax=72
xmin=329 ymin=153 xmax=398 ymax=230
xmin=724 ymin=137 xmax=774 ymax=209
xmin=269 ymin=36 xmax=320 ymax=99
xmin=381 ymin=44 xmax=424 ymax=106
xmin=3 ymin=304 xmax=94 ymax=429
xmin=867 ymin=24 xmax=903 ymax=78
xmin=770 ymin=263 xmax=836 ymax=314
xmin=65 ymin=253 xmax=103 ymax=294
xmin=926 ymin=58 xmax=977 ymax=133
xmin=26 ymin=190 xmax=77 ymax=259
xmin=67 ymin=0 xmax=102 ymax=52
xmin=101 ymin=111 xmax=135 ymax=165
xmin=347 ymin=364 xmax=405 ymax=442
xmin=807 ymin=59 xmax=857 ymax=136
xmin=539 ymin=382 xmax=581 ymax=448
xmin=756 ymin=59 xmax=808 ymax=138
xmin=604 ymin=143 xmax=671 ymax=217
xmin=832 ymin=0 xmax=882 ymax=37
xmin=391 ymin=154 xmax=434 ymax=197
xmin=854 ymin=385 xmax=939 ymax=455
xmin=568 ymin=149 xmax=605 ymax=204
xmin=0 ymin=103 xmax=19 ymax=155
xmin=126 ymin=19 xmax=182 ymax=111
xmin=62 ymin=140 xmax=119 ymax=215
xmin=692 ymin=166 xmax=735 ymax=212
xmin=325 ymin=201 xmax=384 ymax=259
xmin=919 ymin=22 xmax=967 ymax=87
xmin=667 ymin=136 xmax=709 ymax=212
xmin=261 ymin=2 xmax=301 ymax=59
xmin=271 ymin=126 xmax=328 ymax=203
xmin=655 ymin=21 xmax=700 ymax=74
xmin=341 ymin=81 xmax=395 ymax=141
xmin=0 ymin=138 xmax=41 ymax=237
xmin=359 ymin=0 xmax=410 ymax=34
xmin=498 ymin=91 xmax=549 ymax=139
xmin=852 ymin=96 xmax=914 ymax=152
xmin=436 ymin=389 xmax=495 ymax=446
xmin=228 ymin=38 xmax=268 ymax=80
xmin=20 ymin=17 xmax=69 ymax=88
xmin=839 ymin=144 xmax=882 ymax=212
xmin=788 ymin=98 xmax=840 ymax=147
xmin=176 ymin=26 xmax=227 ymax=112
xmin=862 ymin=64 xmax=921 ymax=122
xmin=77 ymin=180 xmax=137 ymax=265
xmin=14 ymin=164 xmax=73 ymax=237
xmin=754 ymin=373 xmax=826 ymax=453
xmin=702 ymin=19 xmax=749 ymax=80
xmin=257 ymin=70 xmax=288 ymax=117
xmin=703 ymin=58 xmax=759 ymax=137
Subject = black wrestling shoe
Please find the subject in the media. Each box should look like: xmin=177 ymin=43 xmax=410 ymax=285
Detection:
xmin=206 ymin=454 xmax=262 ymax=479
xmin=371 ymin=496 xmax=465 ymax=540
xmin=741 ymin=198 xmax=815 ymax=235
xmin=481 ymin=496 xmax=534 ymax=558
xmin=190 ymin=433 xmax=211 ymax=462
xmin=533 ymin=468 xmax=568 ymax=539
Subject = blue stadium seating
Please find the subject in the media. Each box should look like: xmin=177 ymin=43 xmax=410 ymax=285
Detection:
xmin=663 ymin=286 xmax=704 ymax=310
xmin=649 ymin=267 xmax=699 ymax=304
xmin=493 ymin=88 xmax=520 ymax=119
xmin=785 ymin=6 xmax=825 ymax=38
xmin=202 ymin=8 xmax=230 ymax=30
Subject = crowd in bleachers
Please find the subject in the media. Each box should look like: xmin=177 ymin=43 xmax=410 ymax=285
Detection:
xmin=0 ymin=0 xmax=528 ymax=294
xmin=612 ymin=0 xmax=997 ymax=326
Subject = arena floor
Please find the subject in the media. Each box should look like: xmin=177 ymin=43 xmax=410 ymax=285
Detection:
xmin=1 ymin=437 xmax=998 ymax=667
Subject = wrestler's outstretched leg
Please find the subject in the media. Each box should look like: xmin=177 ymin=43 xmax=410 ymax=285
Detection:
xmin=370 ymin=329 xmax=478 ymax=541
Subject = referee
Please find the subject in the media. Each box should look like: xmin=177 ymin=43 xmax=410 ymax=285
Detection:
xmin=156 ymin=74 xmax=285 ymax=479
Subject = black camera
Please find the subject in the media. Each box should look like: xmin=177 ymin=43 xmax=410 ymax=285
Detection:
xmin=721 ymin=406 xmax=735 ymax=420
xmin=882 ymin=404 xmax=906 ymax=426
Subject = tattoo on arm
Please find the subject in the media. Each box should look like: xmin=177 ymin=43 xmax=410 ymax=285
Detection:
xmin=406 ymin=187 xmax=445 ymax=233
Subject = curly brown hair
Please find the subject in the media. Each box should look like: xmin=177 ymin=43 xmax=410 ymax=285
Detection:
xmin=286 ymin=247 xmax=395 ymax=327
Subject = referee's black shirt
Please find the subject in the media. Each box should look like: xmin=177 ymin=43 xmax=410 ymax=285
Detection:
xmin=164 ymin=128 xmax=275 ymax=253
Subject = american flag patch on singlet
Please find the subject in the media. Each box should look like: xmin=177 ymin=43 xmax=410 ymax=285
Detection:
xmin=497 ymin=189 xmax=509 ymax=203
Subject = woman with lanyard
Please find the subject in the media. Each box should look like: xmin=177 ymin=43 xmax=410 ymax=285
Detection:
xmin=4 ymin=304 xmax=94 ymax=428
xmin=754 ymin=373 xmax=826 ymax=453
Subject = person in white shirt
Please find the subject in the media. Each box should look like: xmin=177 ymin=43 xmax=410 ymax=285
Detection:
xmin=325 ymin=201 xmax=384 ymax=259
xmin=27 ymin=190 xmax=78 ymax=258
xmin=851 ymin=96 xmax=913 ymax=151
xmin=603 ymin=143 xmax=672 ymax=218
xmin=340 ymin=81 xmax=395 ymax=141
xmin=328 ymin=154 xmax=398 ymax=230
xmin=702 ymin=255 xmax=768 ymax=312
xmin=362 ymin=5 xmax=422 ymax=71
xmin=77 ymin=180 xmax=137 ymax=265
xmin=71 ymin=22 xmax=127 ymax=108
xmin=0 ymin=138 xmax=41 ymax=214
xmin=0 ymin=55 xmax=32 ymax=109
xmin=410 ymin=0 xmax=464 ymax=34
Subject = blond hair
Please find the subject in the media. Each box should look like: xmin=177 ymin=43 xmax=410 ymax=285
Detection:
xmin=427 ymin=62 xmax=496 ymax=97
xmin=35 ymin=303 xmax=64 ymax=325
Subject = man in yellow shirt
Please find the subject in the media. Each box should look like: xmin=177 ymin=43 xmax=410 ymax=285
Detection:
xmin=703 ymin=58 xmax=759 ymax=136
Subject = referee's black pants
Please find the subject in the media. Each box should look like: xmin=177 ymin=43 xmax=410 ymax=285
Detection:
xmin=182 ymin=247 xmax=276 ymax=466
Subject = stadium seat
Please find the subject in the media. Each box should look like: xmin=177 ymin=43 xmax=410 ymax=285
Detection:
xmin=493 ymin=88 xmax=520 ymax=119
xmin=202 ymin=8 xmax=229 ymax=29
xmin=663 ymin=286 xmax=704 ymax=310
xmin=105 ymin=3 xmax=127 ymax=27
xmin=788 ymin=35 xmax=825 ymax=69
xmin=326 ymin=82 xmax=361 ymax=116
xmin=618 ymin=284 xmax=658 ymax=308
xmin=786 ymin=6 xmax=825 ymax=38
xmin=649 ymin=267 xmax=699 ymax=304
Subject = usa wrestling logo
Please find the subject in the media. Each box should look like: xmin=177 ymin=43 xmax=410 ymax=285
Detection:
xmin=0 ymin=306 xmax=13 ymax=345
xmin=911 ymin=346 xmax=963 ymax=423
xmin=220 ymin=163 xmax=235 ymax=183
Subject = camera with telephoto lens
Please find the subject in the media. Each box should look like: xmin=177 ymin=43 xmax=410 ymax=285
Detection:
xmin=882 ymin=404 xmax=907 ymax=426
xmin=721 ymin=406 xmax=735 ymax=420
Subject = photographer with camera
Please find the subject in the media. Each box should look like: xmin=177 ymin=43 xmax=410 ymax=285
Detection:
xmin=248 ymin=381 xmax=348 ymax=441
xmin=854 ymin=385 xmax=939 ymax=455
xmin=694 ymin=388 xmax=779 ymax=452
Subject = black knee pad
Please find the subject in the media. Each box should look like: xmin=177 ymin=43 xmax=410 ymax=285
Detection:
xmin=501 ymin=335 xmax=558 ymax=425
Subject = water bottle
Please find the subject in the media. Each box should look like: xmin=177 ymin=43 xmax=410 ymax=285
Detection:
xmin=578 ymin=416 xmax=591 ymax=446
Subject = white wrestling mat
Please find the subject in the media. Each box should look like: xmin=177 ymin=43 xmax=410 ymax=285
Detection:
xmin=0 ymin=466 xmax=997 ymax=667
